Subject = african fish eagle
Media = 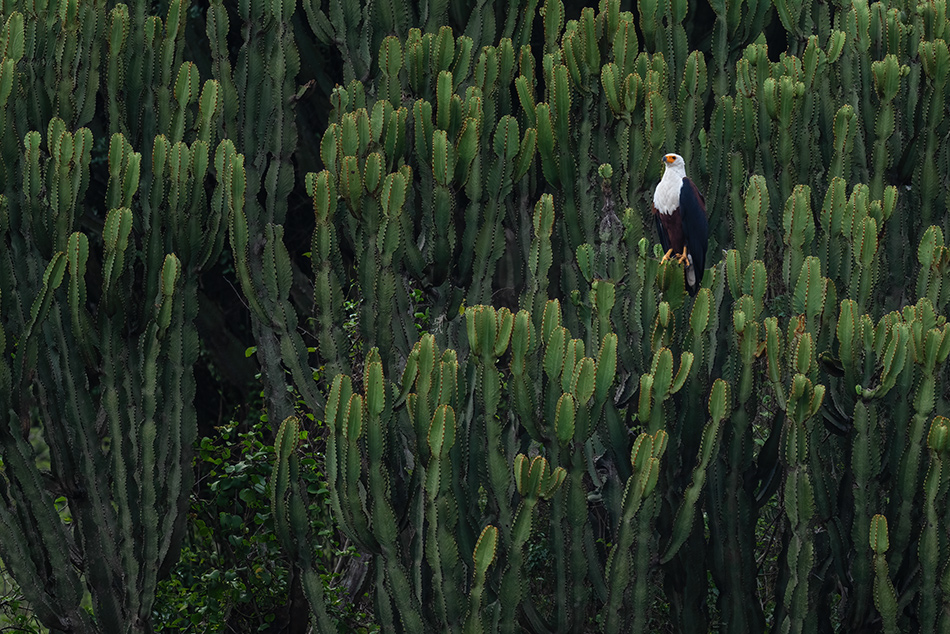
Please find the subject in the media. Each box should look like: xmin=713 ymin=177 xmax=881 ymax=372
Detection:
xmin=652 ymin=153 xmax=709 ymax=296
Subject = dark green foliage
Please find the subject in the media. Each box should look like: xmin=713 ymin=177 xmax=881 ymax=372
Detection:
xmin=0 ymin=0 xmax=949 ymax=632
xmin=274 ymin=0 xmax=950 ymax=631
xmin=155 ymin=421 xmax=289 ymax=633
xmin=0 ymin=557 xmax=44 ymax=632
xmin=154 ymin=417 xmax=371 ymax=633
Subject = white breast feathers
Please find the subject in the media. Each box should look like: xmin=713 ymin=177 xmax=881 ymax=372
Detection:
xmin=653 ymin=164 xmax=686 ymax=215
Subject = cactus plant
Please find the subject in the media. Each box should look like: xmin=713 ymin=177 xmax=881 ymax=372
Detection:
xmin=1 ymin=0 xmax=950 ymax=631
xmin=285 ymin=2 xmax=950 ymax=628
xmin=0 ymin=6 xmax=231 ymax=632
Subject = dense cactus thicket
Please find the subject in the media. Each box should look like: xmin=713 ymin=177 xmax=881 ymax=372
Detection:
xmin=287 ymin=0 xmax=950 ymax=632
xmin=0 ymin=3 xmax=238 ymax=631
xmin=0 ymin=0 xmax=949 ymax=632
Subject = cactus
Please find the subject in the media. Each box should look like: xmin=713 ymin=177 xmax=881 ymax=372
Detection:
xmin=313 ymin=330 xmax=567 ymax=631
xmin=780 ymin=373 xmax=825 ymax=634
xmin=0 ymin=5 xmax=230 ymax=632
xmin=870 ymin=514 xmax=899 ymax=634
xmin=500 ymin=454 xmax=565 ymax=632
xmin=267 ymin=0 xmax=950 ymax=629
xmin=661 ymin=379 xmax=730 ymax=564
xmin=2 ymin=0 xmax=950 ymax=631
xmin=290 ymin=2 xmax=950 ymax=626
xmin=235 ymin=0 xmax=950 ymax=629
xmin=294 ymin=300 xmax=691 ymax=632
xmin=603 ymin=429 xmax=667 ymax=633
xmin=919 ymin=417 xmax=950 ymax=633
xmin=887 ymin=299 xmax=950 ymax=572
xmin=212 ymin=0 xmax=329 ymax=432
xmin=270 ymin=416 xmax=335 ymax=632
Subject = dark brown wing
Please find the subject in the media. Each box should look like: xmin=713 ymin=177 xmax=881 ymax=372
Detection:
xmin=680 ymin=177 xmax=709 ymax=295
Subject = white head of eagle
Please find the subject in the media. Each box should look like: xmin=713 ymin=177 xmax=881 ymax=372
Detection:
xmin=652 ymin=153 xmax=709 ymax=296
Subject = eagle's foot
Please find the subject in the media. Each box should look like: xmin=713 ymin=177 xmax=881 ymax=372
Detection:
xmin=660 ymin=248 xmax=674 ymax=264
xmin=675 ymin=247 xmax=689 ymax=265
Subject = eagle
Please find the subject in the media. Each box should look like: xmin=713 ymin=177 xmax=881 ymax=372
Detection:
xmin=652 ymin=153 xmax=709 ymax=296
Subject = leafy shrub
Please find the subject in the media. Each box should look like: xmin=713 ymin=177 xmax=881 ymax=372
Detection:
xmin=0 ymin=561 xmax=44 ymax=633
xmin=153 ymin=413 xmax=378 ymax=633
xmin=153 ymin=419 xmax=288 ymax=632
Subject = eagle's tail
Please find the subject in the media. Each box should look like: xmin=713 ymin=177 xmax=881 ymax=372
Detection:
xmin=685 ymin=265 xmax=698 ymax=295
xmin=684 ymin=254 xmax=699 ymax=296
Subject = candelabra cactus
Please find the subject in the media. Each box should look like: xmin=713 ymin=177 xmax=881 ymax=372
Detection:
xmin=870 ymin=515 xmax=899 ymax=634
xmin=290 ymin=298 xmax=696 ymax=632
xmin=270 ymin=416 xmax=335 ymax=632
xmin=1 ymin=0 xmax=950 ymax=631
xmin=603 ymin=428 xmax=667 ymax=633
xmin=779 ymin=373 xmax=825 ymax=634
xmin=661 ymin=379 xmax=730 ymax=564
xmin=0 ymin=6 xmax=233 ymax=632
xmin=264 ymin=0 xmax=950 ymax=629
xmin=312 ymin=330 xmax=556 ymax=632
xmin=919 ymin=416 xmax=950 ymax=633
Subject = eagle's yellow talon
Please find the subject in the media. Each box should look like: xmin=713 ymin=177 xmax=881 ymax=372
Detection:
xmin=675 ymin=247 xmax=689 ymax=265
xmin=660 ymin=248 xmax=674 ymax=264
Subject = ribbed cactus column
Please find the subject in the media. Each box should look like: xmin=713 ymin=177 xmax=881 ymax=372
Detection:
xmin=209 ymin=0 xmax=324 ymax=431
xmin=917 ymin=38 xmax=949 ymax=229
xmin=916 ymin=226 xmax=950 ymax=317
xmin=270 ymin=416 xmax=335 ymax=632
xmin=499 ymin=454 xmax=566 ymax=633
xmin=465 ymin=305 xmax=517 ymax=574
xmin=762 ymin=72 xmax=805 ymax=204
xmin=819 ymin=177 xmax=849 ymax=296
xmin=782 ymin=186 xmax=815 ymax=292
xmin=780 ymin=373 xmax=825 ymax=634
xmin=524 ymin=194 xmax=555 ymax=320
xmin=919 ymin=417 xmax=950 ymax=633
xmin=603 ymin=429 xmax=666 ymax=633
xmin=661 ymin=379 xmax=729 ymax=565
xmin=870 ymin=55 xmax=907 ymax=199
xmin=307 ymin=170 xmax=349 ymax=379
xmin=703 ymin=251 xmax=768 ymax=633
xmin=317 ymin=336 xmax=515 ymax=632
xmin=0 ymin=80 xmax=229 ymax=634
xmin=887 ymin=299 xmax=950 ymax=573
xmin=870 ymin=515 xmax=899 ymax=634
xmin=426 ymin=403 xmax=465 ymax=630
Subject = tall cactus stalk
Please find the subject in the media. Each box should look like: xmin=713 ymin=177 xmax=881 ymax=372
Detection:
xmin=281 ymin=1 xmax=950 ymax=628
xmin=1 ymin=0 xmax=950 ymax=631
xmin=0 ymin=5 xmax=231 ymax=631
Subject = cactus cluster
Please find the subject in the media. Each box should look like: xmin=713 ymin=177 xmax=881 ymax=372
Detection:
xmin=303 ymin=0 xmax=947 ymax=386
xmin=270 ymin=303 xmax=688 ymax=631
xmin=0 ymin=0 xmax=949 ymax=631
xmin=0 ymin=3 xmax=238 ymax=632
xmin=273 ymin=0 xmax=950 ymax=630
